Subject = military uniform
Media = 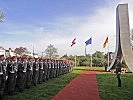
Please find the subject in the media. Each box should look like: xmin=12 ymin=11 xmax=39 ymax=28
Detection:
xmin=49 ymin=60 xmax=53 ymax=79
xmin=16 ymin=58 xmax=27 ymax=92
xmin=32 ymin=59 xmax=39 ymax=86
xmin=48 ymin=60 xmax=52 ymax=79
xmin=43 ymin=59 xmax=48 ymax=81
xmin=6 ymin=57 xmax=17 ymax=95
xmin=25 ymin=59 xmax=33 ymax=89
xmin=116 ymin=59 xmax=122 ymax=87
xmin=59 ymin=61 xmax=62 ymax=75
xmin=38 ymin=59 xmax=43 ymax=84
xmin=0 ymin=57 xmax=6 ymax=99
xmin=54 ymin=60 xmax=58 ymax=77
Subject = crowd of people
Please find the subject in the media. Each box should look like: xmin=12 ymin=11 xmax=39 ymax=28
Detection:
xmin=0 ymin=55 xmax=74 ymax=99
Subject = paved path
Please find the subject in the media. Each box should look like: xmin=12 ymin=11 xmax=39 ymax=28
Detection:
xmin=52 ymin=70 xmax=100 ymax=100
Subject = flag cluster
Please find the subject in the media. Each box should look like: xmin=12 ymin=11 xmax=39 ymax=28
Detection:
xmin=71 ymin=36 xmax=108 ymax=48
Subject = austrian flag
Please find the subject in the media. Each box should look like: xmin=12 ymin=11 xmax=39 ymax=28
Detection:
xmin=71 ymin=38 xmax=76 ymax=47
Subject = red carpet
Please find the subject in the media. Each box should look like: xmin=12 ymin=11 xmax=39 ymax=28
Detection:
xmin=52 ymin=70 xmax=100 ymax=100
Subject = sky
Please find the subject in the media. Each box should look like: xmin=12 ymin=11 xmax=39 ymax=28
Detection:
xmin=0 ymin=0 xmax=133 ymax=57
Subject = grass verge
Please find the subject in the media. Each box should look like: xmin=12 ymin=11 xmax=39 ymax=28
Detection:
xmin=97 ymin=72 xmax=133 ymax=100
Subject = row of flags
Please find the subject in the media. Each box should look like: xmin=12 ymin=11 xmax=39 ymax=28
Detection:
xmin=71 ymin=36 xmax=108 ymax=48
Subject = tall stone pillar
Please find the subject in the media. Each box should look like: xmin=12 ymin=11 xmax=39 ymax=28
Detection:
xmin=107 ymin=4 xmax=133 ymax=72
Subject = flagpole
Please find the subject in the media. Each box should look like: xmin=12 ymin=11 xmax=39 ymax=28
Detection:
xmin=75 ymin=55 xmax=76 ymax=67
xmin=91 ymin=50 xmax=92 ymax=67
xmin=85 ymin=36 xmax=92 ymax=67
xmin=91 ymin=36 xmax=92 ymax=67
xmin=85 ymin=45 xmax=86 ymax=56
xmin=107 ymin=38 xmax=109 ymax=68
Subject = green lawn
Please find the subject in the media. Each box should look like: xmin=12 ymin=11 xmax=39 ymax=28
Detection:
xmin=97 ymin=72 xmax=133 ymax=100
xmin=4 ymin=67 xmax=133 ymax=100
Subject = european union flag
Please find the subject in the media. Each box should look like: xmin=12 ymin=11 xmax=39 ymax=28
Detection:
xmin=85 ymin=37 xmax=92 ymax=46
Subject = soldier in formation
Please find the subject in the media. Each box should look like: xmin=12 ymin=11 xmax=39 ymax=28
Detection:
xmin=6 ymin=56 xmax=17 ymax=95
xmin=0 ymin=55 xmax=6 ymax=99
xmin=16 ymin=57 xmax=27 ymax=92
xmin=38 ymin=58 xmax=43 ymax=84
xmin=0 ymin=55 xmax=74 ymax=98
xmin=25 ymin=57 xmax=33 ymax=89
xmin=32 ymin=58 xmax=39 ymax=86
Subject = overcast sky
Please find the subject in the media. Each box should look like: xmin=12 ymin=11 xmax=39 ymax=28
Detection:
xmin=0 ymin=0 xmax=133 ymax=57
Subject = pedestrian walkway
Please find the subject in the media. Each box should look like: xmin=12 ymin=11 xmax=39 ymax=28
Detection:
xmin=52 ymin=70 xmax=100 ymax=100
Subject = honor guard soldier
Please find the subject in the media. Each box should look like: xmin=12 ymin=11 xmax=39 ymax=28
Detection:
xmin=56 ymin=60 xmax=60 ymax=77
xmin=64 ymin=61 xmax=67 ymax=74
xmin=0 ymin=55 xmax=6 ymax=99
xmin=25 ymin=57 xmax=33 ymax=89
xmin=38 ymin=58 xmax=43 ymax=84
xmin=43 ymin=59 xmax=48 ymax=81
xmin=54 ymin=60 xmax=58 ymax=77
xmin=62 ymin=61 xmax=65 ymax=75
xmin=16 ymin=56 xmax=27 ymax=92
xmin=58 ymin=60 xmax=62 ymax=76
xmin=66 ymin=60 xmax=69 ymax=73
xmin=47 ymin=59 xmax=51 ymax=79
xmin=6 ymin=56 xmax=17 ymax=95
xmin=32 ymin=58 xmax=39 ymax=86
xmin=50 ymin=59 xmax=54 ymax=78
xmin=53 ymin=60 xmax=56 ymax=78
xmin=49 ymin=59 xmax=54 ymax=78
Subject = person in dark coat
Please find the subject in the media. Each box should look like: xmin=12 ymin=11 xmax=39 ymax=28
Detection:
xmin=115 ymin=58 xmax=122 ymax=87
xmin=6 ymin=56 xmax=17 ymax=95
xmin=0 ymin=56 xmax=6 ymax=99
xmin=42 ymin=59 xmax=47 ymax=82
xmin=25 ymin=58 xmax=33 ymax=89
xmin=32 ymin=58 xmax=39 ymax=86
xmin=38 ymin=58 xmax=43 ymax=84
xmin=16 ymin=57 xmax=27 ymax=92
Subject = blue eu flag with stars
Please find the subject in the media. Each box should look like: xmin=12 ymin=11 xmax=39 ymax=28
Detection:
xmin=85 ymin=37 xmax=92 ymax=46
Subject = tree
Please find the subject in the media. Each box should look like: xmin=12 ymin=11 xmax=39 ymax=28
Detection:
xmin=0 ymin=11 xmax=5 ymax=22
xmin=92 ymin=51 xmax=104 ymax=67
xmin=44 ymin=44 xmax=59 ymax=59
xmin=14 ymin=47 xmax=28 ymax=55
xmin=60 ymin=54 xmax=68 ymax=59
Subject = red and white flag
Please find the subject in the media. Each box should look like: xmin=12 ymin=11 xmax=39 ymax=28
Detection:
xmin=71 ymin=38 xmax=76 ymax=47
